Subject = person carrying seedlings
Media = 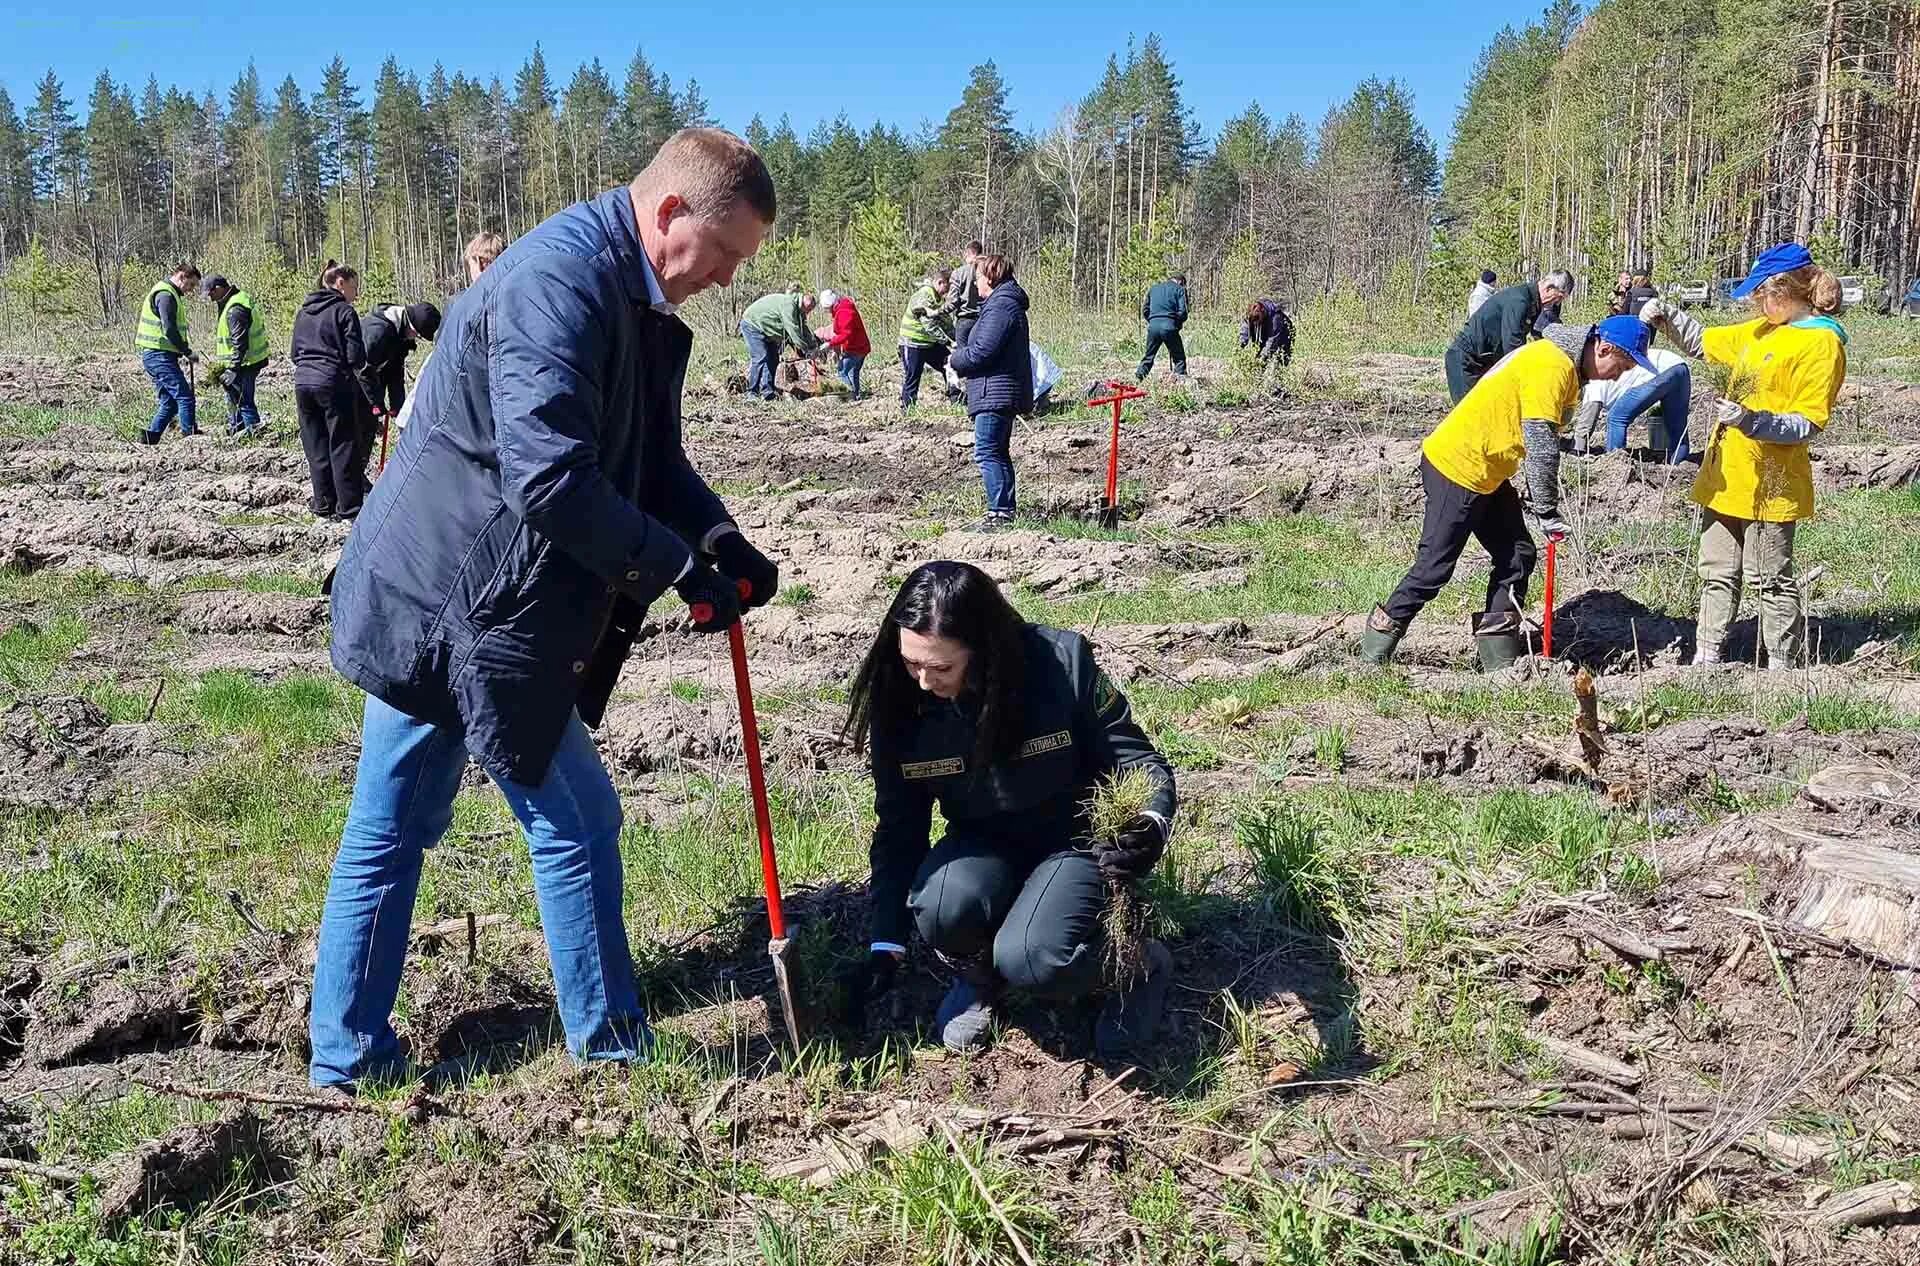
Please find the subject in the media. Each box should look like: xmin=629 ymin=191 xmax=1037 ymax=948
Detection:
xmin=1360 ymin=317 xmax=1649 ymax=669
xmin=948 ymin=254 xmax=1032 ymax=533
xmin=1571 ymin=339 xmax=1693 ymax=462
xmin=840 ymin=560 xmax=1179 ymax=1058
xmin=1468 ymin=270 xmax=1497 ymax=316
xmin=1135 ymin=272 xmax=1190 ymax=380
xmin=813 ymin=288 xmax=872 ymax=398
xmin=134 ymin=262 xmax=202 ymax=445
xmin=1239 ymin=298 xmax=1295 ymax=365
xmin=1444 ymin=270 xmax=1574 ymax=403
xmin=898 ymin=268 xmax=956 ymax=410
xmin=939 ymin=240 xmax=986 ymax=349
xmin=1637 ymin=244 xmax=1847 ymax=667
xmin=200 ymin=275 xmax=269 ymax=437
xmin=313 ymin=128 xmax=782 ymax=1092
xmin=739 ymin=287 xmax=819 ymax=401
xmin=291 ymin=262 xmax=377 ymax=520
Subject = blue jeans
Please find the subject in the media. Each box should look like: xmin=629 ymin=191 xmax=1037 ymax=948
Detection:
xmin=973 ymin=411 xmax=1015 ymax=516
xmin=223 ymin=363 xmax=263 ymax=434
xmin=309 ymin=696 xmax=648 ymax=1087
xmin=141 ymin=349 xmax=196 ymax=436
xmin=1607 ymin=364 xmax=1692 ymax=463
xmin=837 ymin=354 xmax=866 ymax=397
xmin=740 ymin=322 xmax=780 ymax=399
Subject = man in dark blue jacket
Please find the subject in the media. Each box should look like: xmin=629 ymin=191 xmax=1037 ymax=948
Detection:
xmin=311 ymin=129 xmax=781 ymax=1090
xmin=1136 ymin=273 xmax=1189 ymax=380
xmin=948 ymin=254 xmax=1032 ymax=531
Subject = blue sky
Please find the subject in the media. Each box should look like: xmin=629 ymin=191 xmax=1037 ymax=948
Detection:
xmin=3 ymin=0 xmax=1538 ymax=151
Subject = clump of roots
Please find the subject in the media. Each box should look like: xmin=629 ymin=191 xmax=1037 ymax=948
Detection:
xmin=1083 ymin=767 xmax=1159 ymax=987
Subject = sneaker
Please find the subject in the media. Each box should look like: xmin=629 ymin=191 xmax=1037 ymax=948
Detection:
xmin=1094 ymin=940 xmax=1173 ymax=1061
xmin=971 ymin=513 xmax=1015 ymax=534
xmin=934 ymin=966 xmax=1004 ymax=1053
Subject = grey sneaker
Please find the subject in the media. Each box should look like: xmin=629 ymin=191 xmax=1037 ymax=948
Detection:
xmin=935 ymin=967 xmax=1003 ymax=1052
xmin=971 ymin=513 xmax=1015 ymax=534
xmin=1094 ymin=940 xmax=1173 ymax=1061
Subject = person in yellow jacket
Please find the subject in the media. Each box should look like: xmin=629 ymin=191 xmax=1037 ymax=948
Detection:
xmin=201 ymin=275 xmax=270 ymax=436
xmin=1360 ymin=317 xmax=1646 ymax=669
xmin=1638 ymin=244 xmax=1846 ymax=667
xmin=134 ymin=263 xmax=202 ymax=445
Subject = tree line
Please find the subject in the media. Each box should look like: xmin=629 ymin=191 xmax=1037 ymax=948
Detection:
xmin=1 ymin=3 xmax=1916 ymax=340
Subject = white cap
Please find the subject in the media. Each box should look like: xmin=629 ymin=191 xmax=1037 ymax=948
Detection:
xmin=817 ymin=289 xmax=838 ymax=309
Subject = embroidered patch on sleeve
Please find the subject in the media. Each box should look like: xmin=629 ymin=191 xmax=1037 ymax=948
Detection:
xmin=1093 ymin=671 xmax=1124 ymax=717
xmin=901 ymin=757 xmax=965 ymax=780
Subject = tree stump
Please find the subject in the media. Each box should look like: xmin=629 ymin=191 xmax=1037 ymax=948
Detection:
xmin=1786 ymin=838 xmax=1920 ymax=965
xmin=1804 ymin=764 xmax=1914 ymax=818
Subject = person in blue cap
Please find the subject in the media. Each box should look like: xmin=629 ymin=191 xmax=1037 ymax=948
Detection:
xmin=1360 ymin=318 xmax=1648 ymax=669
xmin=1637 ymin=244 xmax=1847 ymax=667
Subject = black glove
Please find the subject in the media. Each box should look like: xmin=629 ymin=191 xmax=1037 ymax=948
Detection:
xmin=674 ymin=561 xmax=742 ymax=634
xmin=840 ymin=950 xmax=900 ymax=1025
xmin=710 ymin=531 xmax=778 ymax=610
xmin=1096 ymin=813 xmax=1166 ymax=881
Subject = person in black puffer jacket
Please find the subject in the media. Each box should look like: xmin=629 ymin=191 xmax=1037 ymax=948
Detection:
xmin=291 ymin=262 xmax=376 ymax=519
xmin=948 ymin=255 xmax=1032 ymax=532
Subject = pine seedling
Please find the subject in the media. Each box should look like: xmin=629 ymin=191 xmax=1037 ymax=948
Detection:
xmin=1082 ymin=767 xmax=1160 ymax=987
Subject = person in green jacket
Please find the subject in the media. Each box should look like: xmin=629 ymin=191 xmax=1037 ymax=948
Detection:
xmin=134 ymin=262 xmax=202 ymax=445
xmin=739 ymin=288 xmax=819 ymax=400
xmin=899 ymin=269 xmax=956 ymax=411
xmin=202 ymin=275 xmax=270 ymax=436
xmin=1136 ymin=273 xmax=1189 ymax=380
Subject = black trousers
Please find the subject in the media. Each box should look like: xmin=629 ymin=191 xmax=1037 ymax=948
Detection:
xmin=296 ymin=381 xmax=366 ymax=516
xmin=1383 ymin=456 xmax=1536 ymax=626
xmin=899 ymin=342 xmax=950 ymax=407
xmin=908 ymin=832 xmax=1107 ymax=999
xmin=1136 ymin=321 xmax=1186 ymax=378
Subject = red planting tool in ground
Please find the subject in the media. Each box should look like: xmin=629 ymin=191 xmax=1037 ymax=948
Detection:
xmin=1085 ymin=380 xmax=1148 ymax=530
xmin=1542 ymin=536 xmax=1559 ymax=658
xmin=690 ymin=578 xmax=805 ymax=1050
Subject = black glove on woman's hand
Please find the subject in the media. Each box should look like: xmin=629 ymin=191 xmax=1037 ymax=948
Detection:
xmin=840 ymin=950 xmax=900 ymax=1025
xmin=711 ymin=531 xmax=779 ymax=609
xmin=675 ymin=562 xmax=742 ymax=634
xmin=1096 ymin=813 xmax=1166 ymax=881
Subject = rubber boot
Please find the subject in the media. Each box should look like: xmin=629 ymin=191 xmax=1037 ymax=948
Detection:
xmin=1358 ymin=606 xmax=1405 ymax=665
xmin=934 ymin=960 xmax=1005 ymax=1053
xmin=1473 ymin=610 xmax=1525 ymax=672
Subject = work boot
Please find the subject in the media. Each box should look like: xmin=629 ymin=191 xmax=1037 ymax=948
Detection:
xmin=1358 ymin=606 xmax=1405 ymax=665
xmin=1473 ymin=610 xmax=1525 ymax=672
xmin=934 ymin=961 xmax=1004 ymax=1053
xmin=137 ymin=429 xmax=161 ymax=447
xmin=1094 ymin=940 xmax=1173 ymax=1061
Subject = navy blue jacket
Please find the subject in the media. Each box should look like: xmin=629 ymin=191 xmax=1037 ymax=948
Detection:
xmin=1142 ymin=280 xmax=1188 ymax=328
xmin=948 ymin=278 xmax=1033 ymax=417
xmin=328 ymin=187 xmax=732 ymax=784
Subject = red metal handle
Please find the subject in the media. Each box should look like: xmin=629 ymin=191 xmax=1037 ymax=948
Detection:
xmin=1542 ymin=537 xmax=1558 ymax=659
xmin=688 ymin=578 xmax=754 ymax=627
xmin=727 ymin=618 xmax=786 ymax=939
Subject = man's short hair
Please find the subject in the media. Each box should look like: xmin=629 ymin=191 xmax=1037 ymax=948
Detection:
xmin=170 ymin=262 xmax=201 ymax=281
xmin=1544 ymin=269 xmax=1575 ymax=295
xmin=634 ymin=127 xmax=776 ymax=224
xmin=1171 ymin=273 xmax=1187 ymax=285
xmin=965 ymin=240 xmax=984 ymax=256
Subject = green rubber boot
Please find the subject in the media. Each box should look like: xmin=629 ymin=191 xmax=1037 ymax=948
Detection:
xmin=1473 ymin=610 xmax=1525 ymax=672
xmin=1358 ymin=606 xmax=1405 ymax=665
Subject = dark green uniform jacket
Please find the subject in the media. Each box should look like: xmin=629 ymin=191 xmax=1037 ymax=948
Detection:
xmin=867 ymin=624 xmax=1177 ymax=946
xmin=1449 ymin=281 xmax=1540 ymax=375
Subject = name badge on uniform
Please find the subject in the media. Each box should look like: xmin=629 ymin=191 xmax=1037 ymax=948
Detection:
xmin=902 ymin=757 xmax=965 ymax=780
xmin=1016 ymin=730 xmax=1072 ymax=759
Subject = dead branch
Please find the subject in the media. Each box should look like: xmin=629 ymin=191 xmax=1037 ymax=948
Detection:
xmin=0 ymin=1155 xmax=85 ymax=1183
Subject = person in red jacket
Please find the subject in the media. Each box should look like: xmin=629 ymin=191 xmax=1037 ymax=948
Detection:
xmin=816 ymin=288 xmax=873 ymax=399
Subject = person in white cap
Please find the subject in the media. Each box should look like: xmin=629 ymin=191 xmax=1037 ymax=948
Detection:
xmin=813 ymin=287 xmax=872 ymax=399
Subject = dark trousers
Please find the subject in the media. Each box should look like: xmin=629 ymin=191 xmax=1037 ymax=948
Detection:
xmin=296 ymin=381 xmax=367 ymax=517
xmin=1444 ymin=344 xmax=1492 ymax=404
xmin=222 ymin=363 xmax=263 ymax=434
xmin=352 ymin=398 xmax=384 ymax=486
xmin=908 ymin=833 xmax=1107 ymax=999
xmin=899 ymin=342 xmax=950 ymax=407
xmin=141 ymin=350 xmax=197 ymax=437
xmin=1382 ymin=456 xmax=1536 ymax=626
xmin=955 ymin=315 xmax=978 ymax=351
xmin=1136 ymin=320 xmax=1187 ymax=378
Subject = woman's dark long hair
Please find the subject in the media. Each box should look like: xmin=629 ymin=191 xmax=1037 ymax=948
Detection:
xmin=844 ymin=560 xmax=1027 ymax=772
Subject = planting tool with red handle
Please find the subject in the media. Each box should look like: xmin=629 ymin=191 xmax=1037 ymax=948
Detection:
xmin=1542 ymin=536 xmax=1558 ymax=658
xmin=376 ymin=413 xmax=390 ymax=476
xmin=690 ymin=578 xmax=805 ymax=1050
xmin=1085 ymin=381 xmax=1148 ymax=530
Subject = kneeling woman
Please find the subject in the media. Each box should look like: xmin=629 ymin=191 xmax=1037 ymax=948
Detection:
xmin=843 ymin=561 xmax=1178 ymax=1056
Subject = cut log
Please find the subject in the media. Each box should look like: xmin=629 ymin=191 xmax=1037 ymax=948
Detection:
xmin=1804 ymin=765 xmax=1914 ymax=815
xmin=1786 ymin=841 xmax=1920 ymax=965
xmin=1573 ymin=669 xmax=1606 ymax=770
xmin=1530 ymin=1033 xmax=1642 ymax=1087
xmin=1809 ymin=1178 xmax=1918 ymax=1229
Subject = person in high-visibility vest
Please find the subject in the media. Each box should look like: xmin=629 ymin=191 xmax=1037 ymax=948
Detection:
xmin=202 ymin=275 xmax=270 ymax=437
xmin=134 ymin=263 xmax=202 ymax=445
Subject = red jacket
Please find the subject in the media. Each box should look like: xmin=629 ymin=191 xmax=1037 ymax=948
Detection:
xmin=823 ymin=297 xmax=871 ymax=357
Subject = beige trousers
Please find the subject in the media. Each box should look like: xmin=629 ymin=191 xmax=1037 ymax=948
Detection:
xmin=1696 ymin=510 xmax=1801 ymax=665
